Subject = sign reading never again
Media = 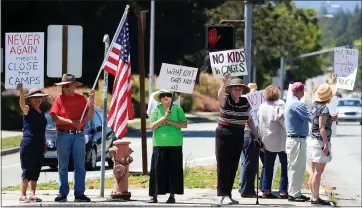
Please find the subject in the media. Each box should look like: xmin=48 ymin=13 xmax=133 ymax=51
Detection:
xmin=209 ymin=48 xmax=248 ymax=79
xmin=5 ymin=32 xmax=44 ymax=89
xmin=157 ymin=63 xmax=198 ymax=94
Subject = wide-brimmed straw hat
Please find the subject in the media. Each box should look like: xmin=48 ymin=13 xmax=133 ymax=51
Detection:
xmin=312 ymin=83 xmax=337 ymax=102
xmin=26 ymin=88 xmax=49 ymax=98
xmin=55 ymin=74 xmax=82 ymax=86
xmin=225 ymin=78 xmax=250 ymax=95
xmin=153 ymin=90 xmax=179 ymax=103
xmin=247 ymin=83 xmax=258 ymax=92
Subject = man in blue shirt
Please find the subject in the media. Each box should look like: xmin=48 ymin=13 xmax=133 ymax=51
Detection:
xmin=284 ymin=82 xmax=311 ymax=202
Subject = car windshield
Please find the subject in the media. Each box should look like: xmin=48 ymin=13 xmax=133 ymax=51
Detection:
xmin=45 ymin=112 xmax=90 ymax=130
xmin=45 ymin=113 xmax=56 ymax=130
xmin=337 ymin=100 xmax=362 ymax=107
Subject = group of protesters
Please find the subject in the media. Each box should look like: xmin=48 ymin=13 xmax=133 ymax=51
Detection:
xmin=16 ymin=71 xmax=337 ymax=206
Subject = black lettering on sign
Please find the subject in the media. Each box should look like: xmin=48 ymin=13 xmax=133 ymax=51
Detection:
xmin=183 ymin=79 xmax=192 ymax=84
xmin=8 ymin=76 xmax=41 ymax=85
xmin=215 ymin=68 xmax=221 ymax=74
xmin=337 ymin=77 xmax=354 ymax=86
xmin=170 ymin=77 xmax=182 ymax=83
xmin=183 ymin=69 xmax=195 ymax=77
xmin=170 ymin=85 xmax=179 ymax=91
xmin=212 ymin=53 xmax=224 ymax=64
xmin=167 ymin=68 xmax=182 ymax=76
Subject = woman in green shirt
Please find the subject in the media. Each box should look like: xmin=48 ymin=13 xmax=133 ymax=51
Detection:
xmin=148 ymin=90 xmax=188 ymax=204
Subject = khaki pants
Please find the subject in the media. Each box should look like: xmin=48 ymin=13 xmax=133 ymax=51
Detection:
xmin=286 ymin=137 xmax=307 ymax=198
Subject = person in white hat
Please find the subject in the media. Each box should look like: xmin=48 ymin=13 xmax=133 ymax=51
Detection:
xmin=308 ymin=76 xmax=338 ymax=206
xmin=16 ymin=83 xmax=49 ymax=203
xmin=147 ymin=90 xmax=180 ymax=117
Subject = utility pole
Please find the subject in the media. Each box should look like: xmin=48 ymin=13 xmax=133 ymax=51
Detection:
xmin=244 ymin=1 xmax=252 ymax=85
xmin=149 ymin=0 xmax=155 ymax=98
xmin=280 ymin=45 xmax=285 ymax=99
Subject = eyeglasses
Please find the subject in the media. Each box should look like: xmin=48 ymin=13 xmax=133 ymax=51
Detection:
xmin=160 ymin=93 xmax=172 ymax=98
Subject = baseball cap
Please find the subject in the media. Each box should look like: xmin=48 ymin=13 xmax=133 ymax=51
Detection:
xmin=291 ymin=82 xmax=305 ymax=93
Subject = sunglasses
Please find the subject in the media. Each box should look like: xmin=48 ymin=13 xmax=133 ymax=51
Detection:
xmin=62 ymin=84 xmax=72 ymax=88
xmin=159 ymin=93 xmax=172 ymax=98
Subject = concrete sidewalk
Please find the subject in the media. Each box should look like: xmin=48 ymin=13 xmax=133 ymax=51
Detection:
xmin=1 ymin=188 xmax=331 ymax=207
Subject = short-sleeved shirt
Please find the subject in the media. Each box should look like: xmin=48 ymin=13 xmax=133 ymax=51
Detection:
xmin=310 ymin=102 xmax=332 ymax=142
xmin=149 ymin=104 xmax=187 ymax=146
xmin=218 ymin=95 xmax=251 ymax=127
xmin=49 ymin=93 xmax=89 ymax=130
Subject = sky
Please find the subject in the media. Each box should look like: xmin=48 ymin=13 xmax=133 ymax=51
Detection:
xmin=294 ymin=1 xmax=361 ymax=13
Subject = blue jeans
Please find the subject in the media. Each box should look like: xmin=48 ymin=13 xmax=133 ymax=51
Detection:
xmin=238 ymin=151 xmax=245 ymax=193
xmin=57 ymin=131 xmax=86 ymax=197
xmin=261 ymin=150 xmax=288 ymax=193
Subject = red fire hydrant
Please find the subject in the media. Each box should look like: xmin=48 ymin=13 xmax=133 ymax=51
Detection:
xmin=109 ymin=140 xmax=133 ymax=200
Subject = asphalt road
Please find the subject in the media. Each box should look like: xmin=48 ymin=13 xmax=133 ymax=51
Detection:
xmin=1 ymin=122 xmax=218 ymax=188
xmin=319 ymin=122 xmax=362 ymax=207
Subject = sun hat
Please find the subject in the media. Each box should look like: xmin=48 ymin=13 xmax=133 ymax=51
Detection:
xmin=55 ymin=74 xmax=82 ymax=86
xmin=291 ymin=82 xmax=305 ymax=93
xmin=26 ymin=88 xmax=49 ymax=98
xmin=225 ymin=78 xmax=250 ymax=95
xmin=312 ymin=83 xmax=337 ymax=102
xmin=247 ymin=83 xmax=258 ymax=92
xmin=153 ymin=90 xmax=179 ymax=103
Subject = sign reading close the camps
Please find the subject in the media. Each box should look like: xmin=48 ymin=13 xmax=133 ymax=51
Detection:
xmin=334 ymin=47 xmax=359 ymax=90
xmin=5 ymin=32 xmax=44 ymax=89
xmin=209 ymin=48 xmax=248 ymax=79
xmin=157 ymin=63 xmax=199 ymax=94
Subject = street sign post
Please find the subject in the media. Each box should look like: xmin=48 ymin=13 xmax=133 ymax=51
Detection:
xmin=47 ymin=25 xmax=83 ymax=78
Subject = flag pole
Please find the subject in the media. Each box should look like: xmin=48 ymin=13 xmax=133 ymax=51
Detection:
xmin=100 ymin=34 xmax=110 ymax=197
xmin=79 ymin=5 xmax=130 ymax=124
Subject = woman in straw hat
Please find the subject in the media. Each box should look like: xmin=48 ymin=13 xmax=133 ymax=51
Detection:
xmin=49 ymin=74 xmax=94 ymax=203
xmin=216 ymin=74 xmax=260 ymax=205
xmin=308 ymin=74 xmax=338 ymax=205
xmin=147 ymin=90 xmax=187 ymax=204
xmin=16 ymin=83 xmax=49 ymax=203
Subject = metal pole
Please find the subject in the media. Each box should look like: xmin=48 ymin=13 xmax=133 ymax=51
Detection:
xmin=252 ymin=47 xmax=257 ymax=83
xmin=244 ymin=1 xmax=252 ymax=85
xmin=280 ymin=45 xmax=285 ymax=99
xmin=100 ymin=34 xmax=110 ymax=197
xmin=149 ymin=0 xmax=155 ymax=98
xmin=137 ymin=11 xmax=148 ymax=175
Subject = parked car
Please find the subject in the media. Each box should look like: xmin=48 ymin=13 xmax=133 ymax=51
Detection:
xmin=43 ymin=108 xmax=117 ymax=170
xmin=337 ymin=98 xmax=362 ymax=125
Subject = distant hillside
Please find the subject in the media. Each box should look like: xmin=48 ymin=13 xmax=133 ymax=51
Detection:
xmin=294 ymin=1 xmax=361 ymax=13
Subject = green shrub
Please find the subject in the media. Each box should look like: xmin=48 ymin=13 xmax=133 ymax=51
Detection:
xmin=181 ymin=94 xmax=193 ymax=113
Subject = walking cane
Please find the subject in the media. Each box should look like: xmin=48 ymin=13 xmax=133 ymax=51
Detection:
xmin=255 ymin=139 xmax=260 ymax=205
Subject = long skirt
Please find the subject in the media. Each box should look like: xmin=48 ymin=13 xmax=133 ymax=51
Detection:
xmin=149 ymin=146 xmax=184 ymax=196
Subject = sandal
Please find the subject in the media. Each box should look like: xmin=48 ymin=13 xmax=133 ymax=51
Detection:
xmin=311 ymin=198 xmax=331 ymax=206
xmin=29 ymin=196 xmax=42 ymax=202
xmin=261 ymin=193 xmax=278 ymax=199
xmin=19 ymin=196 xmax=29 ymax=203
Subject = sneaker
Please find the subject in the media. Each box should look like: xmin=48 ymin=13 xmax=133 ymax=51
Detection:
xmin=74 ymin=194 xmax=91 ymax=202
xmin=230 ymin=197 xmax=239 ymax=204
xmin=311 ymin=198 xmax=332 ymax=206
xmin=54 ymin=194 xmax=67 ymax=202
xmin=219 ymin=196 xmax=233 ymax=205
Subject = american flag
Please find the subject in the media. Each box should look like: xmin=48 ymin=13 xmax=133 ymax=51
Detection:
xmin=104 ymin=16 xmax=134 ymax=139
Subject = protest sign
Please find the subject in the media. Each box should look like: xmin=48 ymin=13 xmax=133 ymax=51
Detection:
xmin=5 ymin=32 xmax=44 ymax=89
xmin=246 ymin=90 xmax=265 ymax=127
xmin=157 ymin=63 xmax=198 ymax=94
xmin=209 ymin=48 xmax=248 ymax=79
xmin=334 ymin=47 xmax=359 ymax=90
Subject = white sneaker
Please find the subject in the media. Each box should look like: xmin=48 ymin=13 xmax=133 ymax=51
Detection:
xmin=219 ymin=196 xmax=233 ymax=205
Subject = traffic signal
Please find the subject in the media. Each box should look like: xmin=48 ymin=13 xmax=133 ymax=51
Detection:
xmin=206 ymin=24 xmax=235 ymax=51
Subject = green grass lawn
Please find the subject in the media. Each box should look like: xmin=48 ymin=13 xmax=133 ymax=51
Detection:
xmin=2 ymin=163 xmax=310 ymax=191
xmin=1 ymin=136 xmax=22 ymax=151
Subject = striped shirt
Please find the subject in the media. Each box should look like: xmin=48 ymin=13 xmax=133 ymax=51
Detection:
xmin=218 ymin=95 xmax=251 ymax=127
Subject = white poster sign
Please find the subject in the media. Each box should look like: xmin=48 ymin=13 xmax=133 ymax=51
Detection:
xmin=157 ymin=63 xmax=198 ymax=94
xmin=246 ymin=90 xmax=265 ymax=127
xmin=5 ymin=32 xmax=44 ymax=89
xmin=334 ymin=47 xmax=359 ymax=90
xmin=209 ymin=48 xmax=248 ymax=79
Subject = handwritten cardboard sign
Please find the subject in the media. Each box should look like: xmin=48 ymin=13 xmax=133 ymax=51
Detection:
xmin=157 ymin=63 xmax=198 ymax=94
xmin=246 ymin=90 xmax=265 ymax=127
xmin=209 ymin=48 xmax=248 ymax=79
xmin=334 ymin=47 xmax=359 ymax=90
xmin=5 ymin=32 xmax=44 ymax=89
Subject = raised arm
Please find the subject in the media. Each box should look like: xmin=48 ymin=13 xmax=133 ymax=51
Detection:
xmin=16 ymin=83 xmax=29 ymax=115
xmin=218 ymin=73 xmax=230 ymax=108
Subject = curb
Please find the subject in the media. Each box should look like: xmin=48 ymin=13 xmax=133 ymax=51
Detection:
xmin=1 ymin=147 xmax=20 ymax=156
